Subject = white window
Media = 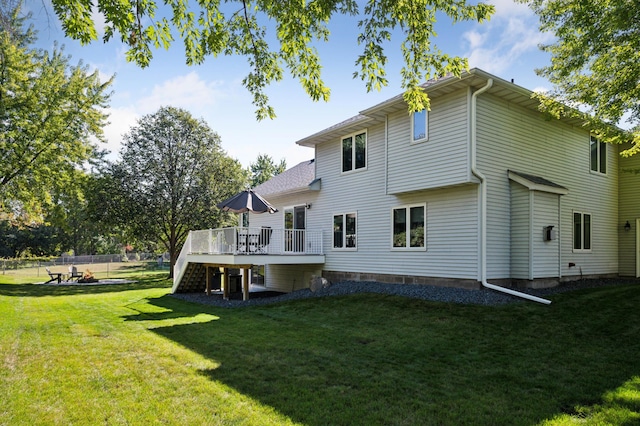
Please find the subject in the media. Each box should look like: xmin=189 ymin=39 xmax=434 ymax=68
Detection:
xmin=412 ymin=109 xmax=428 ymax=142
xmin=342 ymin=131 xmax=366 ymax=173
xmin=573 ymin=211 xmax=592 ymax=251
xmin=590 ymin=135 xmax=606 ymax=174
xmin=392 ymin=204 xmax=426 ymax=249
xmin=333 ymin=213 xmax=357 ymax=249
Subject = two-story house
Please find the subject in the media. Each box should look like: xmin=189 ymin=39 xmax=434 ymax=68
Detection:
xmin=172 ymin=68 xmax=640 ymax=300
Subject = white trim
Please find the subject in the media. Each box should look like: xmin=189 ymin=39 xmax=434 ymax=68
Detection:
xmin=529 ymin=191 xmax=534 ymax=281
xmin=589 ymin=134 xmax=607 ymax=175
xmin=411 ymin=109 xmax=428 ymax=143
xmin=332 ymin=212 xmax=358 ymax=251
xmin=390 ymin=203 xmax=427 ymax=251
xmin=340 ymin=130 xmax=368 ymax=174
xmin=572 ymin=210 xmax=592 ymax=253
xmin=507 ymin=171 xmax=569 ymax=195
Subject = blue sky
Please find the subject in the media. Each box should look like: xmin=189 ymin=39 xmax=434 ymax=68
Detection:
xmin=24 ymin=0 xmax=554 ymax=169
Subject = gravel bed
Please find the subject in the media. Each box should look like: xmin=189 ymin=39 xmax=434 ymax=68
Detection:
xmin=172 ymin=278 xmax=637 ymax=308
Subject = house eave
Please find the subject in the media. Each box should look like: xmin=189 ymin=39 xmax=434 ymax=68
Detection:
xmin=296 ymin=115 xmax=375 ymax=147
xmin=508 ymin=170 xmax=569 ymax=195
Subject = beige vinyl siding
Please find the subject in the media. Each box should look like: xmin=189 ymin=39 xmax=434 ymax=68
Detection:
xmin=510 ymin=183 xmax=530 ymax=279
xmin=317 ymin=187 xmax=479 ymax=279
xmin=386 ymin=88 xmax=470 ymax=194
xmin=618 ymin=143 xmax=640 ymax=276
xmin=476 ymin=94 xmax=618 ymax=280
xmin=532 ymin=192 xmax=561 ymax=278
xmin=306 ymin=118 xmax=480 ymax=280
xmin=264 ymin=264 xmax=322 ymax=292
xmin=249 ymin=191 xmax=322 ymax=291
xmin=510 ymin=185 xmax=562 ymax=280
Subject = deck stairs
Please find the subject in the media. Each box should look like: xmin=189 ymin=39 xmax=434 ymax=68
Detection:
xmin=175 ymin=262 xmax=207 ymax=293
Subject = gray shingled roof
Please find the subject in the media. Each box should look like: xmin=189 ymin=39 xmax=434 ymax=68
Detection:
xmin=252 ymin=159 xmax=316 ymax=197
xmin=508 ymin=170 xmax=569 ymax=194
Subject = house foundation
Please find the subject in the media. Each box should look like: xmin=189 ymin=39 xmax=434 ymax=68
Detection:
xmin=322 ymin=270 xmax=481 ymax=290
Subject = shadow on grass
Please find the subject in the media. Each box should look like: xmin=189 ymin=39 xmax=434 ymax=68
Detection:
xmin=134 ymin=286 xmax=640 ymax=425
xmin=0 ymin=276 xmax=171 ymax=298
xmin=122 ymin=294 xmax=212 ymax=322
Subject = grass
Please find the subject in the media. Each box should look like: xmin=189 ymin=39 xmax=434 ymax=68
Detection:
xmin=1 ymin=261 xmax=169 ymax=284
xmin=1 ymin=274 xmax=640 ymax=425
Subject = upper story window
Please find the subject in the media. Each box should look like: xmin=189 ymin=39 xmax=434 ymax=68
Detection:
xmin=590 ymin=135 xmax=606 ymax=174
xmin=342 ymin=131 xmax=366 ymax=173
xmin=573 ymin=211 xmax=592 ymax=252
xmin=412 ymin=109 xmax=428 ymax=142
xmin=333 ymin=212 xmax=357 ymax=249
xmin=392 ymin=203 xmax=426 ymax=249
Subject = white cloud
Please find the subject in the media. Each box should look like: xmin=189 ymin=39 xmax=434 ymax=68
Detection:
xmin=90 ymin=6 xmax=107 ymax=39
xmin=463 ymin=30 xmax=487 ymax=51
xmin=487 ymin=0 xmax=533 ymax=19
xmin=136 ymin=71 xmax=226 ymax=114
xmin=101 ymin=71 xmax=234 ymax=159
xmin=101 ymin=106 xmax=139 ymax=159
xmin=532 ymin=85 xmax=550 ymax=94
xmin=463 ymin=1 xmax=554 ymax=74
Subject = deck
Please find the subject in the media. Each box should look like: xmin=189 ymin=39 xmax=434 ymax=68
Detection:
xmin=172 ymin=227 xmax=325 ymax=297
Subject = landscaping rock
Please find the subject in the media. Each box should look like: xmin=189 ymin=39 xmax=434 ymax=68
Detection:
xmin=173 ymin=278 xmax=637 ymax=309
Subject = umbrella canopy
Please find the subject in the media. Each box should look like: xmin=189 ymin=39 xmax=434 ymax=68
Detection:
xmin=216 ymin=189 xmax=278 ymax=214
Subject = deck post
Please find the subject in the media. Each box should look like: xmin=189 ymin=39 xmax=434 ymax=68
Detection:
xmin=223 ymin=267 xmax=230 ymax=299
xmin=242 ymin=267 xmax=250 ymax=301
xmin=205 ymin=266 xmax=211 ymax=296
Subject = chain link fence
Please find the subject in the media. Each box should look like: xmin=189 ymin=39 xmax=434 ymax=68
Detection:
xmin=1 ymin=253 xmax=170 ymax=282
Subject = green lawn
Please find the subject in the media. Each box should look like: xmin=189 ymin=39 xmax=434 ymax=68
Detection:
xmin=1 ymin=274 xmax=639 ymax=425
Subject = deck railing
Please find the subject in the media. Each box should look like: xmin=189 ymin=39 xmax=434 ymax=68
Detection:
xmin=173 ymin=227 xmax=324 ymax=292
xmin=187 ymin=227 xmax=323 ymax=255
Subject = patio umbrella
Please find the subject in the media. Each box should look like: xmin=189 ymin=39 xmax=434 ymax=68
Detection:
xmin=216 ymin=189 xmax=278 ymax=214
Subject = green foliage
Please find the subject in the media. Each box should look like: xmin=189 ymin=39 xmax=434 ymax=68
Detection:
xmin=358 ymin=0 xmax=492 ymax=112
xmin=0 ymin=220 xmax=62 ymax=257
xmin=48 ymin=0 xmax=494 ymax=118
xmin=0 ymin=7 xmax=112 ymax=221
xmin=521 ymin=0 xmax=640 ymax=154
xmin=249 ymin=153 xmax=286 ymax=188
xmin=93 ymin=106 xmax=246 ymax=275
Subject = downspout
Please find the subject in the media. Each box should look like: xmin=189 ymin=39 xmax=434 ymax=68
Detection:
xmin=470 ymin=78 xmax=551 ymax=305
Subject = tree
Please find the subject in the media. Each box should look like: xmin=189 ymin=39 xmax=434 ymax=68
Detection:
xmin=249 ymin=154 xmax=286 ymax=188
xmin=522 ymin=0 xmax=639 ymax=154
xmin=0 ymin=220 xmax=63 ymax=257
xmin=95 ymin=106 xmax=246 ymax=276
xmin=0 ymin=7 xmax=112 ymax=221
xmin=48 ymin=0 xmax=493 ymax=118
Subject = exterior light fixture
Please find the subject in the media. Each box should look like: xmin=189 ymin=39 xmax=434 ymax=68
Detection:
xmin=625 ymin=221 xmax=631 ymax=232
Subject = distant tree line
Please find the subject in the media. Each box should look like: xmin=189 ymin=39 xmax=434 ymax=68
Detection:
xmin=0 ymin=7 xmax=285 ymax=275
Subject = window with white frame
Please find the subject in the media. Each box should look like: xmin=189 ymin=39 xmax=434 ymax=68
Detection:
xmin=342 ymin=131 xmax=366 ymax=173
xmin=573 ymin=211 xmax=592 ymax=251
xmin=392 ymin=204 xmax=426 ymax=249
xmin=590 ymin=135 xmax=606 ymax=174
xmin=412 ymin=109 xmax=428 ymax=142
xmin=333 ymin=213 xmax=357 ymax=249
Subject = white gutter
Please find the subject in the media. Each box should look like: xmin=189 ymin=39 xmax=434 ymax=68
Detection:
xmin=470 ymin=78 xmax=552 ymax=305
